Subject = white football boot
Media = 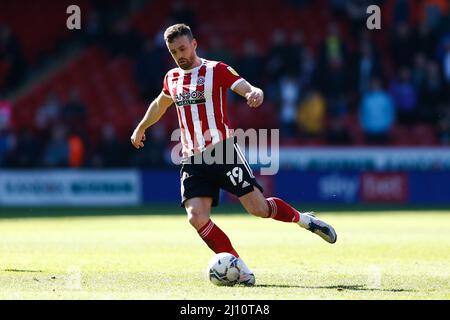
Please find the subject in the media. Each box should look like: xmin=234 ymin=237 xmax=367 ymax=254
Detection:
xmin=298 ymin=212 xmax=337 ymax=244
xmin=236 ymin=258 xmax=256 ymax=286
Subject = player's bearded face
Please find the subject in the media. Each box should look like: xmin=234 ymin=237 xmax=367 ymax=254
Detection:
xmin=167 ymin=36 xmax=197 ymax=70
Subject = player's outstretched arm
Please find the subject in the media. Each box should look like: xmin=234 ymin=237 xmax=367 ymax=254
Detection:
xmin=232 ymin=80 xmax=264 ymax=108
xmin=131 ymin=92 xmax=173 ymax=149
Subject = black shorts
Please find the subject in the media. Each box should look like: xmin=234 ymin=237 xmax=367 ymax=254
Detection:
xmin=180 ymin=137 xmax=264 ymax=207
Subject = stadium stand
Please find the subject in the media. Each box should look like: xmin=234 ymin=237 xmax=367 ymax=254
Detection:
xmin=1 ymin=0 xmax=449 ymax=168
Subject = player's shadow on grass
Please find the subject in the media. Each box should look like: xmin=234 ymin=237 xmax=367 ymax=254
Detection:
xmin=255 ymin=284 xmax=416 ymax=292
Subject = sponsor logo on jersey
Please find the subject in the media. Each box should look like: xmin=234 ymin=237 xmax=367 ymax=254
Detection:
xmin=175 ymin=90 xmax=206 ymax=106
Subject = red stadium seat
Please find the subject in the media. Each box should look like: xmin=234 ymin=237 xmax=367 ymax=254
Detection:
xmin=1 ymin=0 xmax=91 ymax=65
xmin=412 ymin=124 xmax=438 ymax=146
xmin=391 ymin=124 xmax=413 ymax=146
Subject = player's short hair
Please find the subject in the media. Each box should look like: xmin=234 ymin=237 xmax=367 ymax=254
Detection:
xmin=164 ymin=23 xmax=194 ymax=43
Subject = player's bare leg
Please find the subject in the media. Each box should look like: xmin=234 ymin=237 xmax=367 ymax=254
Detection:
xmin=185 ymin=197 xmax=213 ymax=230
xmin=239 ymin=187 xmax=337 ymax=244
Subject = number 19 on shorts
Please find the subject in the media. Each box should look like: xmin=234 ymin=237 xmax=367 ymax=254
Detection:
xmin=226 ymin=167 xmax=243 ymax=186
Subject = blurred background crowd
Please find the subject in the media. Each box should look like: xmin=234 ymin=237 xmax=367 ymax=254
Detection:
xmin=0 ymin=0 xmax=449 ymax=169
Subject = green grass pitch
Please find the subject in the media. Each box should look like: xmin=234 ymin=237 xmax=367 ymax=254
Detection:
xmin=0 ymin=207 xmax=449 ymax=299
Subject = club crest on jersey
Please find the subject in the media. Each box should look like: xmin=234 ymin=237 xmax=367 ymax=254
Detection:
xmin=227 ymin=66 xmax=239 ymax=77
xmin=197 ymin=76 xmax=205 ymax=85
xmin=175 ymin=90 xmax=206 ymax=106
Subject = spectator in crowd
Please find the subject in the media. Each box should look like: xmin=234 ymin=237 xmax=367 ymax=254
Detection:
xmin=35 ymin=92 xmax=61 ymax=131
xmin=0 ymin=25 xmax=27 ymax=91
xmin=147 ymin=124 xmax=168 ymax=168
xmin=0 ymin=100 xmax=12 ymax=131
xmin=236 ymin=40 xmax=263 ymax=86
xmin=418 ymin=61 xmax=444 ymax=123
xmin=299 ymin=47 xmax=316 ymax=90
xmin=12 ymin=128 xmax=42 ymax=168
xmin=264 ymin=29 xmax=291 ymax=101
xmin=296 ymin=90 xmax=326 ymax=137
xmin=359 ymin=78 xmax=395 ymax=144
xmin=317 ymin=22 xmax=349 ymax=73
xmin=330 ymin=0 xmax=347 ymax=18
xmin=134 ymin=39 xmax=167 ymax=100
xmin=207 ymin=35 xmax=234 ymax=65
xmin=131 ymin=123 xmax=166 ymax=168
xmin=438 ymin=104 xmax=450 ymax=145
xmin=0 ymin=129 xmax=14 ymax=166
xmin=392 ymin=0 xmax=412 ymax=25
xmin=352 ymin=37 xmax=382 ymax=95
xmin=283 ymin=31 xmax=304 ymax=77
xmin=68 ymin=132 xmax=85 ymax=168
xmin=412 ymin=53 xmax=428 ymax=89
xmin=62 ymin=89 xmax=87 ymax=132
xmin=315 ymin=23 xmax=350 ymax=118
xmin=443 ymin=42 xmax=450 ymax=84
xmin=152 ymin=17 xmax=176 ymax=50
xmin=265 ymin=29 xmax=290 ymax=82
xmin=390 ymin=22 xmax=415 ymax=68
xmin=83 ymin=10 xmax=103 ymax=45
xmin=327 ymin=115 xmax=353 ymax=145
xmin=42 ymin=125 xmax=69 ymax=168
xmin=421 ymin=0 xmax=448 ymax=31
xmin=414 ymin=22 xmax=439 ymax=60
xmin=170 ymin=0 xmax=198 ymax=33
xmin=317 ymin=55 xmax=350 ymax=118
xmin=279 ymin=73 xmax=301 ymax=137
xmin=92 ymin=124 xmax=126 ymax=168
xmin=436 ymin=31 xmax=450 ymax=63
xmin=389 ymin=67 xmax=418 ymax=124
xmin=106 ymin=19 xmax=143 ymax=58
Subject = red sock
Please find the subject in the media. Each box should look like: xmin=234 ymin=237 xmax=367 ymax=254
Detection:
xmin=197 ymin=219 xmax=239 ymax=258
xmin=266 ymin=197 xmax=300 ymax=223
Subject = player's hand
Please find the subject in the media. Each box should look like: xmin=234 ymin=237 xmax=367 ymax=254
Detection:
xmin=131 ymin=127 xmax=146 ymax=149
xmin=245 ymin=88 xmax=264 ymax=108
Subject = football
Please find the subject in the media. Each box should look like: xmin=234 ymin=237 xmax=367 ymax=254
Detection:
xmin=207 ymin=252 xmax=241 ymax=286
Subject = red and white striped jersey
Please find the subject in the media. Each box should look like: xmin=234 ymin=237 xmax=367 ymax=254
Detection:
xmin=162 ymin=58 xmax=245 ymax=158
